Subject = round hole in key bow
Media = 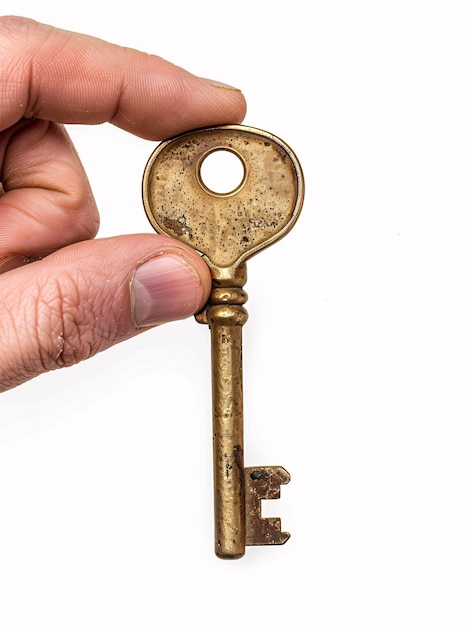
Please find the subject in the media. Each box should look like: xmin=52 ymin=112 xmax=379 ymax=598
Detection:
xmin=198 ymin=148 xmax=246 ymax=196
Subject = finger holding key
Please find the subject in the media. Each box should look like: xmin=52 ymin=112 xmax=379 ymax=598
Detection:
xmin=0 ymin=234 xmax=212 ymax=392
xmin=0 ymin=17 xmax=245 ymax=391
xmin=0 ymin=16 xmax=245 ymax=136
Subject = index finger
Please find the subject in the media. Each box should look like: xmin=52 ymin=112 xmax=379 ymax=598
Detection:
xmin=0 ymin=16 xmax=246 ymax=139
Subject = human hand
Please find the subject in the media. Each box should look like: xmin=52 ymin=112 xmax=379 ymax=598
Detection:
xmin=0 ymin=16 xmax=246 ymax=392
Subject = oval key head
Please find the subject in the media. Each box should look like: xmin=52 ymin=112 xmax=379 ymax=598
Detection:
xmin=142 ymin=125 xmax=304 ymax=282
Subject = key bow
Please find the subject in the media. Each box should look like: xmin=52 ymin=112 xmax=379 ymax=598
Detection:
xmin=142 ymin=125 xmax=304 ymax=281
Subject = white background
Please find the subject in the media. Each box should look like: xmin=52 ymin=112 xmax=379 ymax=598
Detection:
xmin=0 ymin=1 xmax=470 ymax=625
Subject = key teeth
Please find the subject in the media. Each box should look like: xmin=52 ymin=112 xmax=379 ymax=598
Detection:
xmin=244 ymin=466 xmax=290 ymax=547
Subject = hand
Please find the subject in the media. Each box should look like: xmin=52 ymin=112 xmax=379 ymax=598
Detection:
xmin=0 ymin=16 xmax=246 ymax=392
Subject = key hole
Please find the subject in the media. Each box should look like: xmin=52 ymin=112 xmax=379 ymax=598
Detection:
xmin=198 ymin=149 xmax=246 ymax=196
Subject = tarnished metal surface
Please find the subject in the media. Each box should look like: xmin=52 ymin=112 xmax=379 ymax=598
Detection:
xmin=245 ymin=467 xmax=291 ymax=546
xmin=143 ymin=125 xmax=304 ymax=282
xmin=142 ymin=125 xmax=303 ymax=558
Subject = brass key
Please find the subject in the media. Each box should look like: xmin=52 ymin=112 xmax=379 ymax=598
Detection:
xmin=142 ymin=125 xmax=304 ymax=558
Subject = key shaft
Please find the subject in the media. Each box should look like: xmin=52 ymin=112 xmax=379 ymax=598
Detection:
xmin=204 ymin=274 xmax=248 ymax=559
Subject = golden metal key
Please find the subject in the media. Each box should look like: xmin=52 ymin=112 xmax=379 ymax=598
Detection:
xmin=142 ymin=125 xmax=304 ymax=559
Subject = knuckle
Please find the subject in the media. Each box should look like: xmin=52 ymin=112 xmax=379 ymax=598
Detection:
xmin=0 ymin=17 xmax=41 ymax=103
xmin=0 ymin=269 xmax=123 ymax=392
xmin=36 ymin=272 xmax=101 ymax=370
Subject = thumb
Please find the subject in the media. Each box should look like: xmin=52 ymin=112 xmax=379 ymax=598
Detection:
xmin=0 ymin=234 xmax=211 ymax=392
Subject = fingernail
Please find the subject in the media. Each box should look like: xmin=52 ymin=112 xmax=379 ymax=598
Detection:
xmin=0 ymin=255 xmax=40 ymax=274
xmin=202 ymin=77 xmax=242 ymax=93
xmin=131 ymin=252 xmax=204 ymax=328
